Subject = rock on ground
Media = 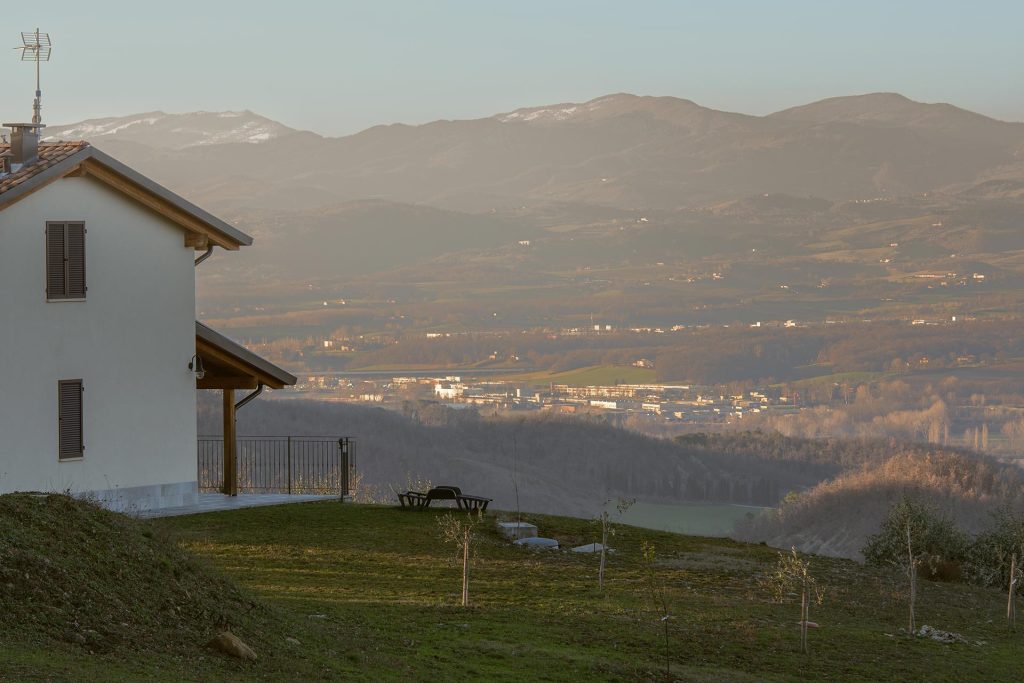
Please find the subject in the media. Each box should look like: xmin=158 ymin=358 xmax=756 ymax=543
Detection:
xmin=915 ymin=625 xmax=967 ymax=644
xmin=207 ymin=631 xmax=257 ymax=660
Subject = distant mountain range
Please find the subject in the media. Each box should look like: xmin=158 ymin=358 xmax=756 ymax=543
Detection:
xmin=31 ymin=94 xmax=1024 ymax=334
xmin=43 ymin=110 xmax=294 ymax=150
xmin=40 ymin=93 xmax=1024 ymax=213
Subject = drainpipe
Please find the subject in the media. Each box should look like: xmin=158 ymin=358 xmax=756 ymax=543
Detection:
xmin=194 ymin=245 xmax=215 ymax=267
xmin=235 ymin=383 xmax=265 ymax=411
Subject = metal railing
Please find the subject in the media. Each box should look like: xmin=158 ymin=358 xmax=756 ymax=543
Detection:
xmin=198 ymin=436 xmax=356 ymax=496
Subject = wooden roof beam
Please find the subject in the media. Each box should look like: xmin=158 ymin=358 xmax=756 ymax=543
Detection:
xmin=80 ymin=159 xmax=239 ymax=250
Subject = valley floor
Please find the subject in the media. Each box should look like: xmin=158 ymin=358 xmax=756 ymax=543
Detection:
xmin=3 ymin=502 xmax=1021 ymax=681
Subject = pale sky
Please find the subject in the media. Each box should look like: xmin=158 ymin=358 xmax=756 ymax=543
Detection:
xmin=2 ymin=1 xmax=1022 ymax=136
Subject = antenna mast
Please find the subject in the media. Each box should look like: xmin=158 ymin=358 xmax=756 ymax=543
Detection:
xmin=15 ymin=29 xmax=52 ymax=125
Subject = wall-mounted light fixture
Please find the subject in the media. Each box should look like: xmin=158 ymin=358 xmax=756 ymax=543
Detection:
xmin=188 ymin=354 xmax=206 ymax=380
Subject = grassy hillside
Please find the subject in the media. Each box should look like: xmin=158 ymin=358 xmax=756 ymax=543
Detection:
xmin=4 ymin=498 xmax=1021 ymax=681
xmin=0 ymin=494 xmax=329 ymax=680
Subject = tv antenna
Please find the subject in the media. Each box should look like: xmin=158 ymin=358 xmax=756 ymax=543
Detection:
xmin=15 ymin=29 xmax=52 ymax=125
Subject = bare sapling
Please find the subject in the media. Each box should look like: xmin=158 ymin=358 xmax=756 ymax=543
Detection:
xmin=387 ymin=472 xmax=435 ymax=504
xmin=763 ymin=547 xmax=824 ymax=654
xmin=511 ymin=418 xmax=524 ymax=526
xmin=1009 ymin=553 xmax=1019 ymax=631
xmin=598 ymin=496 xmax=635 ymax=589
xmin=905 ymin=520 xmax=915 ymax=633
xmin=640 ymin=541 xmax=673 ymax=681
xmin=437 ymin=511 xmax=481 ymax=607
xmin=350 ymin=469 xmax=384 ymax=504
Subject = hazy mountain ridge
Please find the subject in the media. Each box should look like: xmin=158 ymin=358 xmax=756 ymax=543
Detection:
xmin=770 ymin=92 xmax=1024 ymax=138
xmin=37 ymin=93 xmax=1024 ymax=332
xmin=43 ymin=110 xmax=299 ymax=150
xmin=43 ymin=93 xmax=1024 ymax=213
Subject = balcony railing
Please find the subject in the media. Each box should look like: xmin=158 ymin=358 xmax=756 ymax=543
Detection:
xmin=198 ymin=436 xmax=355 ymax=496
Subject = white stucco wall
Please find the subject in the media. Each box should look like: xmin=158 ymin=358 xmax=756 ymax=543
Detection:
xmin=0 ymin=175 xmax=198 ymax=509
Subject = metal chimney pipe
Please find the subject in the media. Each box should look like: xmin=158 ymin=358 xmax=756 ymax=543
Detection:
xmin=3 ymin=123 xmax=43 ymax=166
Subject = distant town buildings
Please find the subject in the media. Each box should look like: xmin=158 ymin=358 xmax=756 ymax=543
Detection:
xmin=286 ymin=373 xmax=791 ymax=425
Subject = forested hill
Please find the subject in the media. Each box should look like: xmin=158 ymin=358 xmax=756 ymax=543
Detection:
xmin=198 ymin=398 xmax=993 ymax=521
xmin=736 ymin=449 xmax=1024 ymax=559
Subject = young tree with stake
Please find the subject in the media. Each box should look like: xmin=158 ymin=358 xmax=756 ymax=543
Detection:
xmin=963 ymin=506 xmax=1024 ymax=630
xmin=437 ymin=511 xmax=482 ymax=607
xmin=640 ymin=541 xmax=673 ymax=681
xmin=764 ymin=547 xmax=824 ymax=654
xmin=597 ymin=496 xmax=634 ymax=589
xmin=863 ymin=496 xmax=967 ymax=634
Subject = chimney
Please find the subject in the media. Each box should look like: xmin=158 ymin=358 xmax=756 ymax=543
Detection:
xmin=2 ymin=123 xmax=43 ymax=166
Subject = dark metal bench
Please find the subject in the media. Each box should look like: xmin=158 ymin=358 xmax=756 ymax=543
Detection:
xmin=456 ymin=494 xmax=491 ymax=512
xmin=397 ymin=490 xmax=428 ymax=508
xmin=397 ymin=486 xmax=491 ymax=512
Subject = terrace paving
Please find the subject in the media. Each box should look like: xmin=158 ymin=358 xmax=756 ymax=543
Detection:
xmin=138 ymin=492 xmax=338 ymax=518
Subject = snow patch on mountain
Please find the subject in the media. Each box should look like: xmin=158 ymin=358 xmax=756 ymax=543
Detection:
xmin=499 ymin=105 xmax=585 ymax=123
xmin=52 ymin=116 xmax=164 ymax=139
xmin=42 ymin=110 xmax=295 ymax=149
xmin=496 ymin=97 xmax=616 ymax=124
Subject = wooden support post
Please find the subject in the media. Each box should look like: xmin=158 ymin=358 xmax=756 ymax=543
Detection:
xmin=223 ymin=388 xmax=237 ymax=496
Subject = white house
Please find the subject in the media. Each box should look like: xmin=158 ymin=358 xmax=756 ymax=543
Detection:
xmin=0 ymin=122 xmax=295 ymax=512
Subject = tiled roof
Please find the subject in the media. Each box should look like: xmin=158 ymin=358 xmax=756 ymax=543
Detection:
xmin=0 ymin=141 xmax=90 ymax=195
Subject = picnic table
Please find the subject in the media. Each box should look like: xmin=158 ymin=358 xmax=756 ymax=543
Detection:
xmin=397 ymin=486 xmax=491 ymax=512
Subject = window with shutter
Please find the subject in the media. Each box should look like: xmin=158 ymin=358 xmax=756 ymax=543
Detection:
xmin=45 ymin=222 xmax=87 ymax=300
xmin=46 ymin=223 xmax=65 ymax=298
xmin=58 ymin=380 xmax=84 ymax=459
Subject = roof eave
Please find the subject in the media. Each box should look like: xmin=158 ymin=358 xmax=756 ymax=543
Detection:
xmin=85 ymin=148 xmax=253 ymax=249
xmin=0 ymin=146 xmax=253 ymax=250
xmin=195 ymin=321 xmax=298 ymax=389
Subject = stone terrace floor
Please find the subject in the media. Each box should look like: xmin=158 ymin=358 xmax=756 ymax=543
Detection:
xmin=138 ymin=493 xmax=339 ymax=519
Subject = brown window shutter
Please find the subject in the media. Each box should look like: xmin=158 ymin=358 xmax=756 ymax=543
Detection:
xmin=58 ymin=380 xmax=84 ymax=459
xmin=46 ymin=222 xmax=86 ymax=300
xmin=66 ymin=223 xmax=86 ymax=298
xmin=46 ymin=223 xmax=67 ymax=299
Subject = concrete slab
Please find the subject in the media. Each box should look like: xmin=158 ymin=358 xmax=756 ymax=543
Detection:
xmin=571 ymin=542 xmax=613 ymax=554
xmin=137 ymin=492 xmax=338 ymax=518
xmin=497 ymin=521 xmax=538 ymax=540
xmin=514 ymin=537 xmax=559 ymax=549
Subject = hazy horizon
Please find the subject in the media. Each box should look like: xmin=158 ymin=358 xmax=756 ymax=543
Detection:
xmin=30 ymin=89 xmax=1024 ymax=142
xmin=3 ymin=1 xmax=1023 ymax=136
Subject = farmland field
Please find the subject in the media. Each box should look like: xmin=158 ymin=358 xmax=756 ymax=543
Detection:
xmin=615 ymin=501 xmax=767 ymax=537
xmin=501 ymin=364 xmax=658 ymax=387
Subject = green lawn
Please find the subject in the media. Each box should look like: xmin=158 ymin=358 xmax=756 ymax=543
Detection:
xmin=6 ymin=502 xmax=1023 ymax=681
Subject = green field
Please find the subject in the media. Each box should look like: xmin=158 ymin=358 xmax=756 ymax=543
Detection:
xmin=501 ymin=364 xmax=657 ymax=387
xmin=787 ymin=370 xmax=891 ymax=388
xmin=615 ymin=502 xmax=767 ymax=537
xmin=5 ymin=501 xmax=1023 ymax=681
